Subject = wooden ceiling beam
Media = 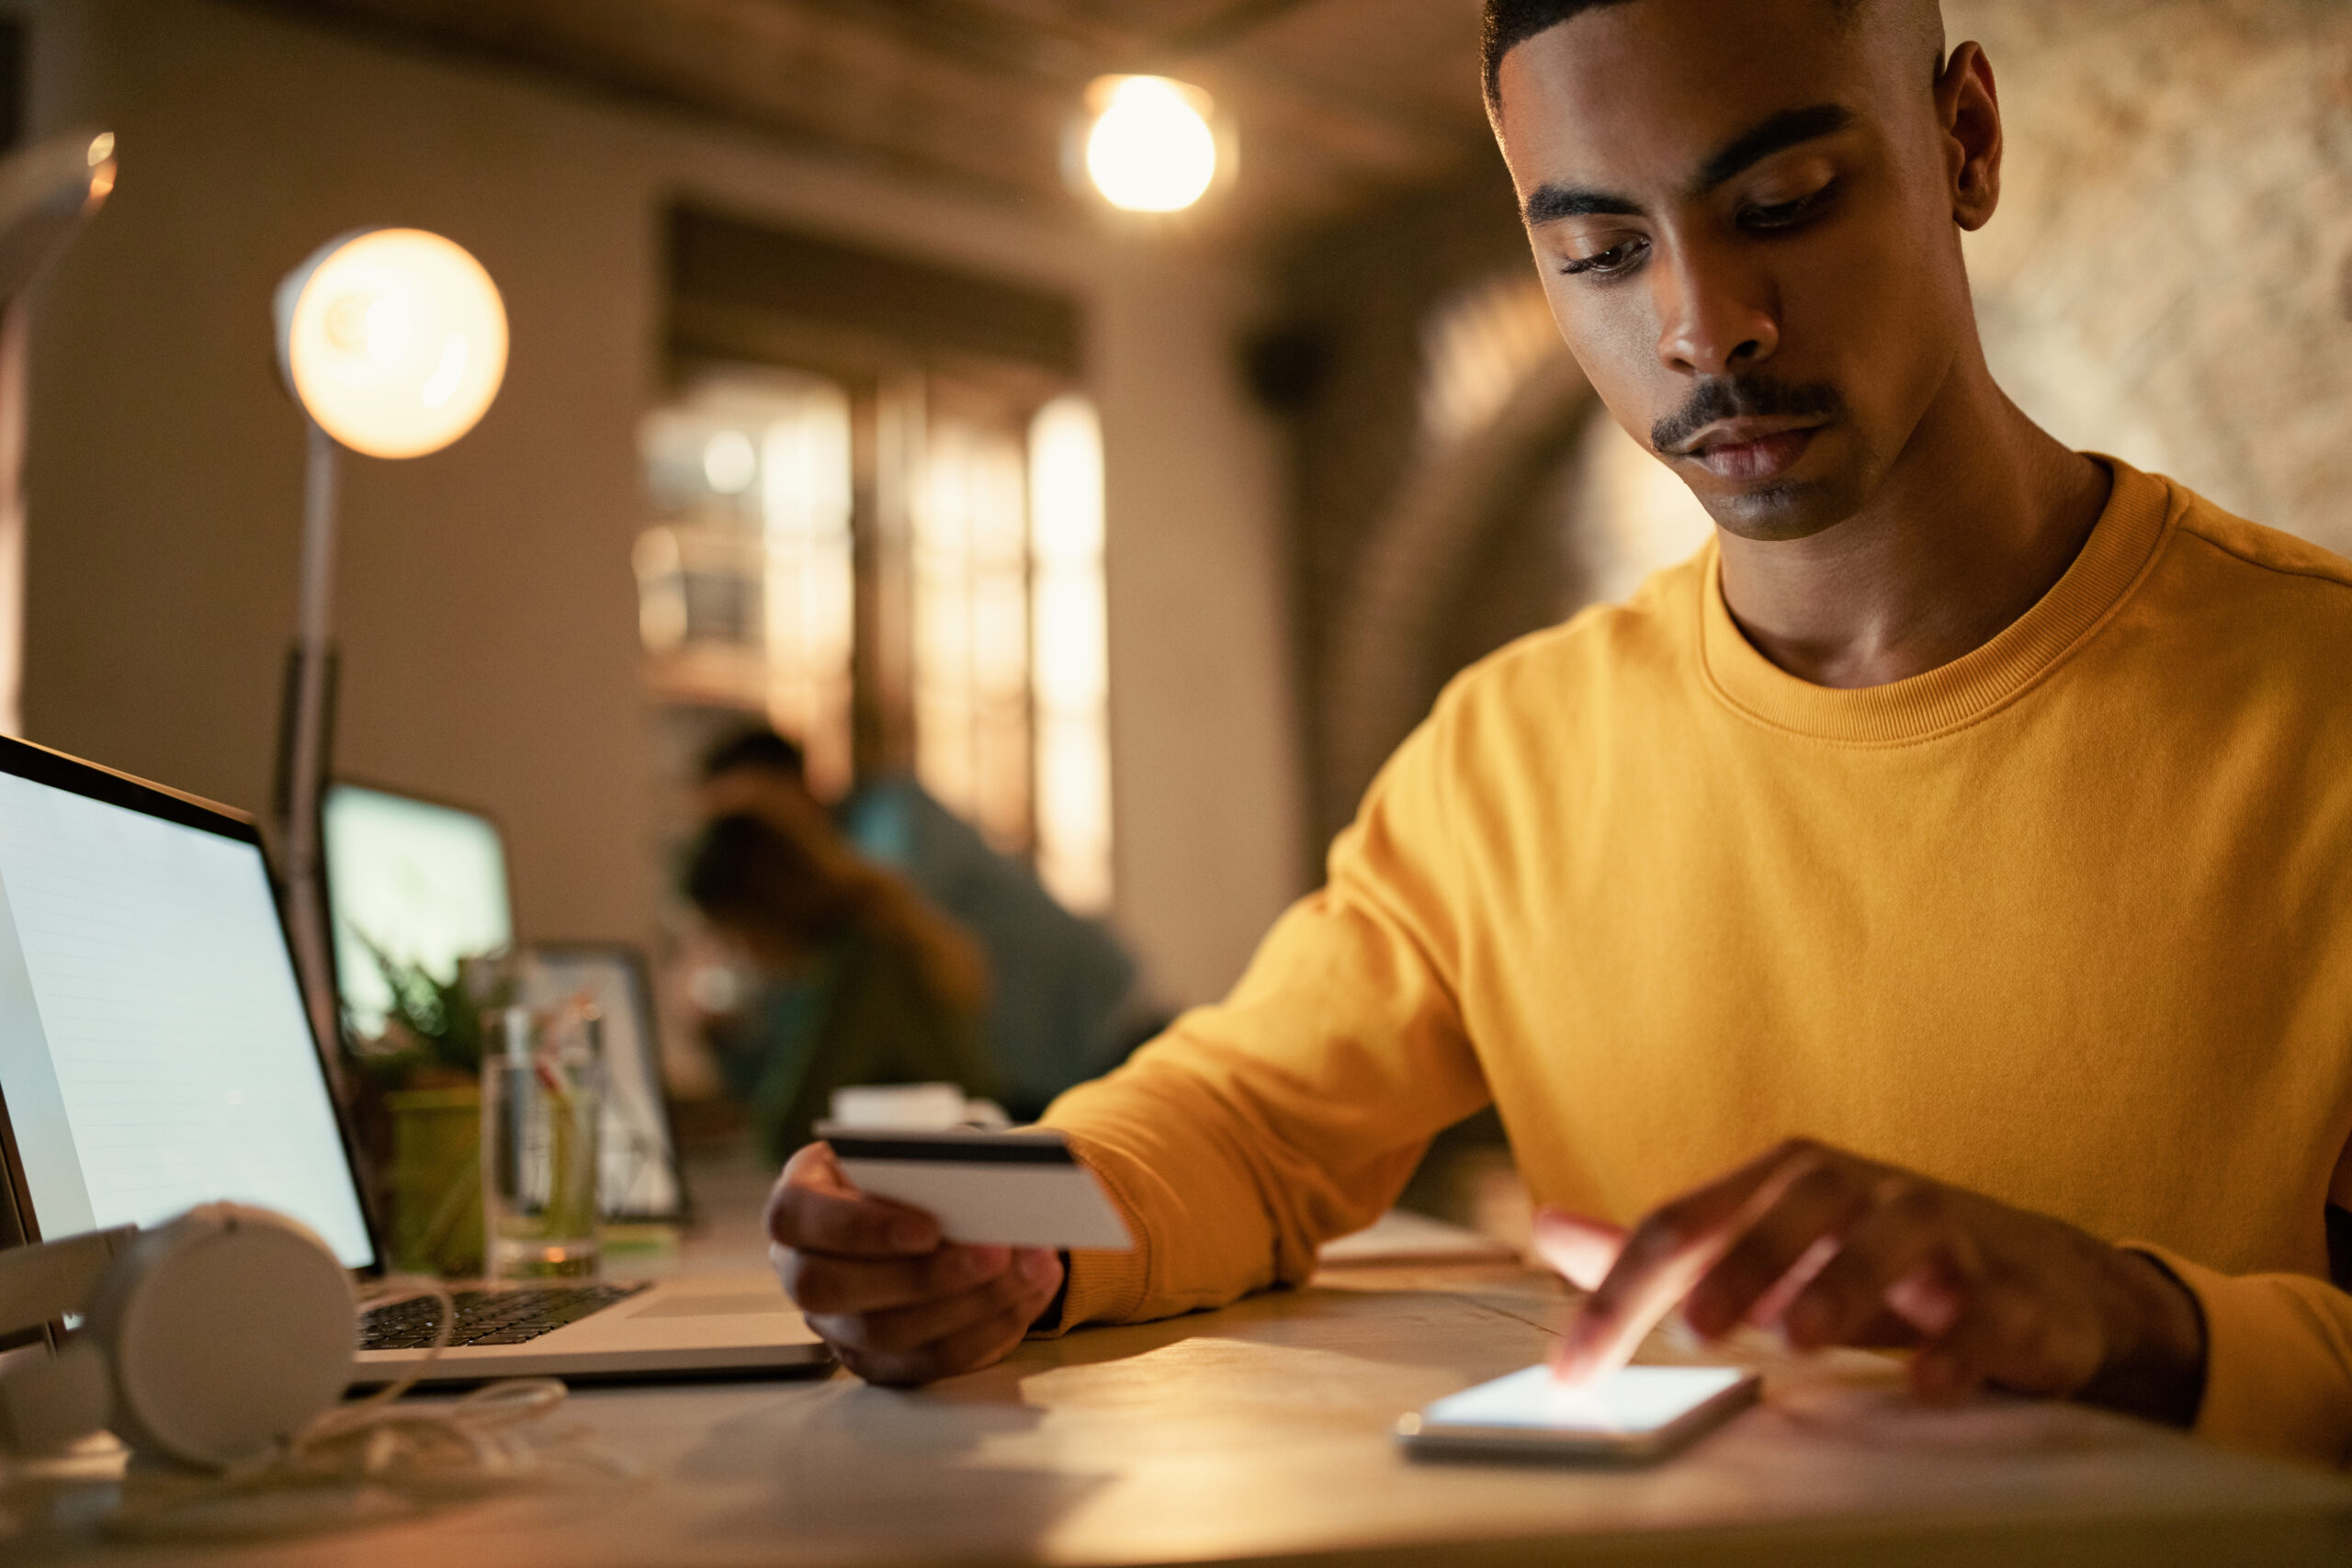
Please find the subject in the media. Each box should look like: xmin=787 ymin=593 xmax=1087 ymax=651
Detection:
xmin=228 ymin=0 xmax=1496 ymax=242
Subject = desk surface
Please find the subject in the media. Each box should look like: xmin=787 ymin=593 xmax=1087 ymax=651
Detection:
xmin=6 ymin=1159 xmax=2350 ymax=1567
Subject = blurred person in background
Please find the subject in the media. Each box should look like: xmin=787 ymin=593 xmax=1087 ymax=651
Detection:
xmin=683 ymin=785 xmax=996 ymax=1162
xmin=700 ymin=729 xmax=1146 ymax=1122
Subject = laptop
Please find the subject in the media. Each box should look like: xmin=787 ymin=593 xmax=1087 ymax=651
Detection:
xmin=0 ymin=735 xmax=828 ymax=1382
xmin=320 ymin=780 xmax=514 ymax=1044
xmin=322 ymin=784 xmax=688 ymax=1223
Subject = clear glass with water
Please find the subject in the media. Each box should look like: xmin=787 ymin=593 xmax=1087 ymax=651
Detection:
xmin=481 ymin=1004 xmax=603 ymax=1280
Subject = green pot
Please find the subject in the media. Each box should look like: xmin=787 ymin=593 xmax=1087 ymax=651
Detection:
xmin=386 ymin=1085 xmax=483 ymax=1277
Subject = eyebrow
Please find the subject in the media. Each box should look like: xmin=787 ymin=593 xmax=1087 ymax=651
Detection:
xmin=1695 ymin=103 xmax=1854 ymax=191
xmin=1521 ymin=186 xmax=1644 ymax=224
xmin=1520 ymin=102 xmax=1858 ymax=227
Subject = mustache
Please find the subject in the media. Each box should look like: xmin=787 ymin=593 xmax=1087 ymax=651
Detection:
xmin=1650 ymin=377 xmax=1844 ymax=455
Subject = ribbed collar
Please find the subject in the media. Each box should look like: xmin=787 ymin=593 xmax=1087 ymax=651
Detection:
xmin=1695 ymin=457 xmax=2178 ymax=745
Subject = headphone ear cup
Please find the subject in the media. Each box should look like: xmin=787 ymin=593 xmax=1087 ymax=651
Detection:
xmin=81 ymin=1205 xmax=356 ymax=1470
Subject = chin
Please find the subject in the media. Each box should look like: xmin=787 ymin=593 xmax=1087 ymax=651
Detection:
xmin=1704 ymin=483 xmax=1848 ymax=542
xmin=1694 ymin=454 xmax=1875 ymax=544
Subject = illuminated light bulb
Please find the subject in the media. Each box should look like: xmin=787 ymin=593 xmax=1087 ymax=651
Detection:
xmin=702 ymin=429 xmax=757 ymax=493
xmin=418 ymin=335 xmax=469 ymax=410
xmin=276 ymin=229 xmax=506 ymax=459
xmin=361 ymin=297 xmax=412 ymax=365
xmin=1084 ymin=75 xmax=1218 ymax=213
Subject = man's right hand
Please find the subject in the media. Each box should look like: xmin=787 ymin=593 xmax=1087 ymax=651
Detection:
xmin=765 ymin=1141 xmax=1066 ymax=1384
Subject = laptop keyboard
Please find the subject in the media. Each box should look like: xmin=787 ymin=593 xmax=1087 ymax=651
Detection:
xmin=359 ymin=1282 xmax=652 ymax=1350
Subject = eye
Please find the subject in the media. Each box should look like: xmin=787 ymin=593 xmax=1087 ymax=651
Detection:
xmin=1740 ymin=180 xmax=1838 ymax=231
xmin=1559 ymin=237 xmax=1649 ymax=278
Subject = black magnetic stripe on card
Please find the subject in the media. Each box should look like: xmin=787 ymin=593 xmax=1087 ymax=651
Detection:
xmin=826 ymin=1135 xmax=1078 ymax=1166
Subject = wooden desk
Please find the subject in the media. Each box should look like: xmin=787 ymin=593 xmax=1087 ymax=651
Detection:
xmin=6 ymin=1259 xmax=2349 ymax=1565
xmin=5 ymin=1154 xmax=2349 ymax=1565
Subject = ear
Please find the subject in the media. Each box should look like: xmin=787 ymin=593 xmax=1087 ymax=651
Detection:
xmin=1937 ymin=41 xmax=2003 ymax=231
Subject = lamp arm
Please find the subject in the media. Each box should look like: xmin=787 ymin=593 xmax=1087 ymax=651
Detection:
xmin=280 ymin=422 xmax=343 ymax=1091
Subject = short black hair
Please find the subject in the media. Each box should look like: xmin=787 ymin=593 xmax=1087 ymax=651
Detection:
xmin=700 ymin=726 xmax=806 ymax=783
xmin=1481 ymin=0 xmax=1633 ymax=108
xmin=1482 ymin=0 xmax=1877 ymax=111
xmin=682 ymin=811 xmax=856 ymax=941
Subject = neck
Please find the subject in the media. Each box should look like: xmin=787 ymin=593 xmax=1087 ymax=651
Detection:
xmin=1713 ymin=354 xmax=2111 ymax=690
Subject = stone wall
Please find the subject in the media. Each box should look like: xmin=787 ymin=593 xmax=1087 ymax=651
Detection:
xmin=1953 ymin=0 xmax=2352 ymax=549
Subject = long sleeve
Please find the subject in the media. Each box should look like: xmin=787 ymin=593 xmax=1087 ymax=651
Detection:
xmin=2133 ymin=1245 xmax=2352 ymax=1466
xmin=1039 ymin=703 xmax=1493 ymax=1330
xmin=1031 ymin=468 xmax=2352 ymax=1474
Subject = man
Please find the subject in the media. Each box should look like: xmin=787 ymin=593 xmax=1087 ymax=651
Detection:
xmin=701 ymin=729 xmax=1142 ymax=1119
xmin=763 ymin=0 xmax=2352 ymax=1465
xmin=683 ymin=801 xmax=997 ymax=1161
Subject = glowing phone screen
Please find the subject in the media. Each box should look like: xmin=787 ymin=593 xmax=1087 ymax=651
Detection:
xmin=1419 ymin=1365 xmax=1749 ymax=1435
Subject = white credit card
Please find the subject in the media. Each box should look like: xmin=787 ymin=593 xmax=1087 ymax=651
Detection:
xmin=820 ymin=1126 xmax=1135 ymax=1251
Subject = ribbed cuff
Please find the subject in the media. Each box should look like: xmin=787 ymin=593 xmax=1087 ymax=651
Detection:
xmin=1024 ymin=1134 xmax=1150 ymax=1337
xmin=1031 ymin=1247 xmax=1150 ymax=1337
xmin=2126 ymin=1242 xmax=2352 ymax=1466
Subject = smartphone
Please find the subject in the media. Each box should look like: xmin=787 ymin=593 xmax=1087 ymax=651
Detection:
xmin=1396 ymin=1364 xmax=1760 ymax=1464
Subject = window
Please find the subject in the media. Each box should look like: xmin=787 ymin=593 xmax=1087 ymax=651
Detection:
xmin=637 ymin=370 xmax=856 ymax=799
xmin=1027 ymin=397 xmax=1112 ymax=915
xmin=911 ymin=413 xmax=1032 ymax=853
xmin=637 ymin=371 xmax=1112 ymax=912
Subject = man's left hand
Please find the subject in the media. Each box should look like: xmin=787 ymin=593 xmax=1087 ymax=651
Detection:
xmin=1540 ymin=1138 xmax=2207 ymax=1426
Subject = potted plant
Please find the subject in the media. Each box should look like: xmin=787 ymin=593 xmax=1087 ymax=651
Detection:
xmin=347 ymin=944 xmax=508 ymax=1277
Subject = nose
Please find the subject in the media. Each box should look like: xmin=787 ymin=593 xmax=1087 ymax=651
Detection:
xmin=1652 ymin=236 xmax=1779 ymax=378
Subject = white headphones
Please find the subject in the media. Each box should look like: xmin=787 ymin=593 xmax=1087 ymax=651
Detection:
xmin=0 ymin=1203 xmax=355 ymax=1469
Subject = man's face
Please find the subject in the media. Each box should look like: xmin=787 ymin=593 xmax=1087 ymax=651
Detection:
xmin=1495 ymin=0 xmax=1974 ymax=540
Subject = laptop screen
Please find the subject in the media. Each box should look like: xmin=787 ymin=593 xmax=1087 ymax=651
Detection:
xmin=0 ymin=749 xmax=376 ymax=1268
xmin=322 ymin=783 xmax=513 ymax=1040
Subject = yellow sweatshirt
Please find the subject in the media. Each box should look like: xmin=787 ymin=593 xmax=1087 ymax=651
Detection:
xmin=1042 ymin=458 xmax=2352 ymax=1466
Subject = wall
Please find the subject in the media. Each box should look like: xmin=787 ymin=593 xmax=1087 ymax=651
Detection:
xmin=18 ymin=0 xmax=1305 ymax=1010
xmin=1261 ymin=175 xmax=1530 ymax=852
xmin=1952 ymin=0 xmax=2352 ymax=554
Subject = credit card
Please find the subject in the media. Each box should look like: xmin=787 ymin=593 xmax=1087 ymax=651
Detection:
xmin=818 ymin=1125 xmax=1135 ymax=1251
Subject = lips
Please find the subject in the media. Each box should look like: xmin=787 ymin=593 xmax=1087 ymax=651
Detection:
xmin=1690 ymin=425 xmax=1818 ymax=483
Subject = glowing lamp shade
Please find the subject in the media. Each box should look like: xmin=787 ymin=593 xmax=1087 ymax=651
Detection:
xmin=276 ymin=228 xmax=506 ymax=459
xmin=1084 ymin=76 xmax=1218 ymax=213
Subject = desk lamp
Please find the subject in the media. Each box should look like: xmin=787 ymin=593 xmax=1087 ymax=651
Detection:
xmin=272 ymin=229 xmax=506 ymax=1077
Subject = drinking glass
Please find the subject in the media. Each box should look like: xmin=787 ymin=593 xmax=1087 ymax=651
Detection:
xmin=481 ymin=1003 xmax=603 ymax=1280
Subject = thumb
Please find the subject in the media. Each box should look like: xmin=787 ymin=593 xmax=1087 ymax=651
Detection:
xmin=1532 ymin=1206 xmax=1627 ymax=1292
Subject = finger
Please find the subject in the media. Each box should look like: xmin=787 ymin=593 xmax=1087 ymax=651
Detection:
xmin=1907 ymin=1279 xmax=2040 ymax=1404
xmin=1780 ymin=1180 xmax=1974 ymax=1350
xmin=1844 ymin=1303 xmax=1928 ymax=1349
xmin=768 ymin=1142 xmax=846 ymax=1203
xmin=820 ymin=1250 xmax=1063 ymax=1386
xmin=1554 ymin=1139 xmax=1829 ymax=1382
xmin=1685 ymin=1159 xmax=1875 ymax=1337
xmin=767 ymin=1147 xmax=942 ymax=1258
xmin=1743 ymin=1233 xmax=1844 ymax=1335
xmin=1886 ymin=1265 xmax=1967 ymax=1338
xmin=921 ymin=1261 xmax=1063 ymax=1377
xmin=781 ymin=1242 xmax=1012 ymax=1314
xmin=1531 ymin=1209 xmax=1626 ymax=1292
xmin=1910 ymin=1274 xmax=2103 ymax=1404
xmin=812 ymin=1248 xmax=1061 ymax=1360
